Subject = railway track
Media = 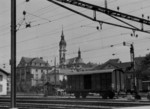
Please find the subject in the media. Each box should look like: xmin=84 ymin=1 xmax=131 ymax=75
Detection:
xmin=0 ymin=96 xmax=150 ymax=109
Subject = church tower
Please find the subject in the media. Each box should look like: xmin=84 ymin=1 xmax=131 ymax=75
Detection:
xmin=59 ymin=28 xmax=66 ymax=67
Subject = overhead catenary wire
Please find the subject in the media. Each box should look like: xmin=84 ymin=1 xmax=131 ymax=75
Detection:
xmin=1 ymin=0 xmax=150 ymax=64
xmin=0 ymin=0 xmax=148 ymax=33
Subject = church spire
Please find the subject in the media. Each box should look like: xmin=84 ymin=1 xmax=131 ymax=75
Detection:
xmin=59 ymin=25 xmax=67 ymax=67
xmin=59 ymin=25 xmax=66 ymax=47
xmin=61 ymin=25 xmax=64 ymax=40
xmin=78 ymin=48 xmax=81 ymax=58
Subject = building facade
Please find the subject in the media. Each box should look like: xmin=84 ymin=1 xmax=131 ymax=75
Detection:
xmin=66 ymin=48 xmax=84 ymax=70
xmin=0 ymin=68 xmax=9 ymax=95
xmin=16 ymin=57 xmax=52 ymax=92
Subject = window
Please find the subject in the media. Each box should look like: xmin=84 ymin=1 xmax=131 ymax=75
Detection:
xmin=36 ymin=74 xmax=38 ymax=79
xmin=0 ymin=85 xmax=2 ymax=92
xmin=45 ymin=63 xmax=47 ymax=66
xmin=0 ymin=75 xmax=3 ymax=81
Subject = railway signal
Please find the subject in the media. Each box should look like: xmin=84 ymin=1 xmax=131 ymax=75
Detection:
xmin=123 ymin=42 xmax=138 ymax=94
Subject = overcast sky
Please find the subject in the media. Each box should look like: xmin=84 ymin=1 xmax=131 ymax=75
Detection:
xmin=1 ymin=0 xmax=150 ymax=72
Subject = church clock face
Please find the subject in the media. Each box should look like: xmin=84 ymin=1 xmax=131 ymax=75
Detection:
xmin=62 ymin=46 xmax=66 ymax=50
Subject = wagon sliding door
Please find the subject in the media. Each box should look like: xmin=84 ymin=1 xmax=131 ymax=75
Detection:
xmin=84 ymin=75 xmax=92 ymax=89
xmin=101 ymin=73 xmax=112 ymax=91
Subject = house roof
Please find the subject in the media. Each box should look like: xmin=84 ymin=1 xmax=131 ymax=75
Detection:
xmin=93 ymin=57 xmax=145 ymax=71
xmin=114 ymin=62 xmax=131 ymax=70
xmin=0 ymin=68 xmax=10 ymax=76
xmin=92 ymin=58 xmax=121 ymax=70
xmin=66 ymin=69 xmax=115 ymax=76
xmin=18 ymin=57 xmax=50 ymax=67
xmin=22 ymin=57 xmax=47 ymax=64
xmin=30 ymin=58 xmax=47 ymax=64
xmin=66 ymin=57 xmax=83 ymax=65
xmin=93 ymin=59 xmax=131 ymax=71
xmin=106 ymin=58 xmax=120 ymax=63
xmin=22 ymin=57 xmax=33 ymax=63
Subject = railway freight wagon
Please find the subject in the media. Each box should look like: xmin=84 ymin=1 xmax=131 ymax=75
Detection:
xmin=66 ymin=69 xmax=125 ymax=99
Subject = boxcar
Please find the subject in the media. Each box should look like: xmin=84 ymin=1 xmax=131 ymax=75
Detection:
xmin=66 ymin=69 xmax=125 ymax=98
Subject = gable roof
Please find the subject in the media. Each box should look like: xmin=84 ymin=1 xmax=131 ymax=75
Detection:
xmin=93 ymin=58 xmax=131 ymax=71
xmin=22 ymin=57 xmax=47 ymax=64
xmin=93 ymin=57 xmax=145 ymax=71
xmin=0 ymin=68 xmax=10 ymax=76
xmin=22 ymin=57 xmax=33 ymax=63
xmin=30 ymin=58 xmax=47 ymax=64
xmin=93 ymin=58 xmax=121 ymax=70
xmin=17 ymin=57 xmax=50 ymax=67
xmin=115 ymin=62 xmax=131 ymax=70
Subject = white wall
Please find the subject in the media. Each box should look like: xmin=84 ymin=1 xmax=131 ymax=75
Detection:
xmin=0 ymin=72 xmax=7 ymax=95
xmin=31 ymin=68 xmax=50 ymax=86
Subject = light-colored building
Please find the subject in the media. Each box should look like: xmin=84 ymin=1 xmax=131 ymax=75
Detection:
xmin=16 ymin=57 xmax=52 ymax=92
xmin=0 ymin=68 xmax=9 ymax=95
xmin=7 ymin=75 xmax=11 ymax=93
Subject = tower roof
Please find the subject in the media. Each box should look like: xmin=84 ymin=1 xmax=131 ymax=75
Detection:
xmin=59 ymin=29 xmax=66 ymax=47
xmin=78 ymin=48 xmax=81 ymax=58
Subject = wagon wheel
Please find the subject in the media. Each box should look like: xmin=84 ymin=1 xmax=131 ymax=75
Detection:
xmin=74 ymin=93 xmax=80 ymax=98
xmin=101 ymin=92 xmax=108 ymax=99
xmin=108 ymin=91 xmax=115 ymax=99
xmin=81 ymin=93 xmax=88 ymax=98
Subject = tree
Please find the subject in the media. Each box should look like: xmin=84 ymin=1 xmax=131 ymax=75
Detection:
xmin=137 ymin=53 xmax=150 ymax=81
xmin=60 ymin=78 xmax=67 ymax=89
xmin=141 ymin=53 xmax=150 ymax=71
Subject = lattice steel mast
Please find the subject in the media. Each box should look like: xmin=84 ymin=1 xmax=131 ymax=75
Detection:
xmin=47 ymin=0 xmax=150 ymax=34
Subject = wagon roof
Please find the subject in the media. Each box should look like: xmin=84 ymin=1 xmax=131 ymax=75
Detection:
xmin=66 ymin=69 xmax=115 ymax=76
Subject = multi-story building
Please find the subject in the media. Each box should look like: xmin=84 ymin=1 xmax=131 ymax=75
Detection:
xmin=16 ymin=57 xmax=52 ymax=92
xmin=7 ymin=75 xmax=11 ymax=94
xmin=0 ymin=68 xmax=10 ymax=95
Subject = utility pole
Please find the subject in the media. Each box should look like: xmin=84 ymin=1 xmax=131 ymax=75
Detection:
xmin=54 ymin=57 xmax=56 ymax=88
xmin=123 ymin=42 xmax=137 ymax=94
xmin=130 ymin=44 xmax=138 ymax=94
xmin=11 ymin=0 xmax=17 ymax=109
